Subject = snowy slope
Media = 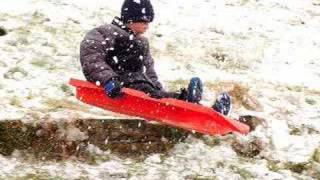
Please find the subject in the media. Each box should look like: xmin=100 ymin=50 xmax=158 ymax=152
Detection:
xmin=0 ymin=0 xmax=320 ymax=179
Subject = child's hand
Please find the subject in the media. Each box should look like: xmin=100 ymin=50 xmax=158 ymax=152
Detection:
xmin=104 ymin=78 xmax=123 ymax=98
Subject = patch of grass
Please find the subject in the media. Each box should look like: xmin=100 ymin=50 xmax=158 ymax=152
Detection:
xmin=26 ymin=92 xmax=34 ymax=100
xmin=201 ymin=136 xmax=221 ymax=147
xmin=185 ymin=64 xmax=195 ymax=72
xmin=43 ymin=98 xmax=82 ymax=111
xmin=44 ymin=25 xmax=58 ymax=35
xmin=231 ymin=138 xmax=263 ymax=158
xmin=229 ymin=165 xmax=255 ymax=179
xmin=240 ymin=0 xmax=250 ymax=6
xmin=305 ymin=97 xmax=317 ymax=105
xmin=166 ymin=79 xmax=189 ymax=91
xmin=289 ymin=127 xmax=302 ymax=135
xmin=304 ymin=125 xmax=320 ymax=134
xmin=3 ymin=67 xmax=28 ymax=79
xmin=31 ymin=58 xmax=50 ymax=68
xmin=206 ymin=82 xmax=262 ymax=111
xmin=205 ymin=81 xmax=231 ymax=90
xmin=17 ymin=36 xmax=29 ymax=45
xmin=267 ymin=160 xmax=281 ymax=172
xmin=165 ymin=41 xmax=177 ymax=54
xmin=0 ymin=120 xmax=37 ymax=156
xmin=43 ymin=99 xmax=70 ymax=110
xmin=312 ymin=148 xmax=320 ymax=163
xmin=284 ymin=162 xmax=309 ymax=174
xmin=216 ymin=161 xmax=226 ymax=168
xmin=210 ymin=51 xmax=228 ymax=62
xmin=10 ymin=97 xmax=23 ymax=107
xmin=207 ymin=47 xmax=250 ymax=71
xmin=60 ymin=84 xmax=73 ymax=96
xmin=306 ymin=162 xmax=320 ymax=179
xmin=7 ymin=171 xmax=64 ymax=180
xmin=286 ymin=85 xmax=303 ymax=92
xmin=25 ymin=111 xmax=41 ymax=120
xmin=185 ymin=174 xmax=217 ymax=180
xmin=0 ymin=60 xmax=7 ymax=67
xmin=14 ymin=27 xmax=32 ymax=46
xmin=6 ymin=40 xmax=18 ymax=47
xmin=229 ymin=84 xmax=249 ymax=100
xmin=29 ymin=11 xmax=50 ymax=25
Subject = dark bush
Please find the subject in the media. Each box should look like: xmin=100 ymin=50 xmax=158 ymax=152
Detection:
xmin=0 ymin=27 xmax=7 ymax=36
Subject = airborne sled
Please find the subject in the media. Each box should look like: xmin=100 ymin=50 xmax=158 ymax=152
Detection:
xmin=69 ymin=78 xmax=250 ymax=135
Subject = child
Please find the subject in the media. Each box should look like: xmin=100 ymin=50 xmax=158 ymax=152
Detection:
xmin=80 ymin=0 xmax=231 ymax=115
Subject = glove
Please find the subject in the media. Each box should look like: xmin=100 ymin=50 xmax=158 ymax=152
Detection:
xmin=104 ymin=78 xmax=123 ymax=98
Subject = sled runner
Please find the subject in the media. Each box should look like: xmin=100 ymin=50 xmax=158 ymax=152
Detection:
xmin=69 ymin=78 xmax=250 ymax=135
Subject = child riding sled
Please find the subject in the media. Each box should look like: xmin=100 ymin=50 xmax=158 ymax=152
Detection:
xmin=80 ymin=0 xmax=231 ymax=116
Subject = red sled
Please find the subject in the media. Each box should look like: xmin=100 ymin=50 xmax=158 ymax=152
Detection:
xmin=69 ymin=78 xmax=250 ymax=135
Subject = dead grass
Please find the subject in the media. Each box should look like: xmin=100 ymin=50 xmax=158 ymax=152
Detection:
xmin=43 ymin=98 xmax=85 ymax=111
xmin=0 ymin=119 xmax=189 ymax=162
xmin=206 ymin=81 xmax=263 ymax=111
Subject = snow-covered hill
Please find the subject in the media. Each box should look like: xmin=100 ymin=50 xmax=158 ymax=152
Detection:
xmin=0 ymin=0 xmax=319 ymax=179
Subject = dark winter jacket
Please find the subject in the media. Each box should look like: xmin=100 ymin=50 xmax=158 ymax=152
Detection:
xmin=80 ymin=17 xmax=163 ymax=90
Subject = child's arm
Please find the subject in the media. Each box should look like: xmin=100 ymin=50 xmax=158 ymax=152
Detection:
xmin=80 ymin=26 xmax=119 ymax=86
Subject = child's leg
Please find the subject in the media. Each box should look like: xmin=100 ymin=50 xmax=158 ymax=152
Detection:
xmin=128 ymin=82 xmax=186 ymax=100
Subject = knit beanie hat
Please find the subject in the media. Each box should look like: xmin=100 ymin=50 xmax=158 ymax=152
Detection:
xmin=121 ymin=0 xmax=154 ymax=23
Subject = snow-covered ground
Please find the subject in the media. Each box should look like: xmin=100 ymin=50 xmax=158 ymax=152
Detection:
xmin=0 ymin=0 xmax=320 ymax=179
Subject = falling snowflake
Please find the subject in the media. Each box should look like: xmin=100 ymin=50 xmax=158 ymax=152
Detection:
xmin=129 ymin=34 xmax=134 ymax=40
xmin=133 ymin=0 xmax=141 ymax=4
xmin=113 ymin=56 xmax=118 ymax=63
xmin=95 ymin=81 xmax=101 ymax=86
xmin=142 ymin=8 xmax=146 ymax=14
xmin=143 ymin=66 xmax=146 ymax=73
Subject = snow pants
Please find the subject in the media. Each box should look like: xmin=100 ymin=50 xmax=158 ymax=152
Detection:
xmin=127 ymin=82 xmax=185 ymax=100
